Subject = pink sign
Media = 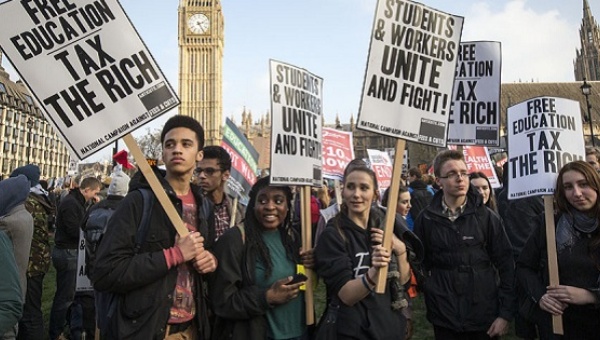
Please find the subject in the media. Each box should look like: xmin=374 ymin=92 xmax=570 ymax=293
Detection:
xmin=449 ymin=145 xmax=500 ymax=188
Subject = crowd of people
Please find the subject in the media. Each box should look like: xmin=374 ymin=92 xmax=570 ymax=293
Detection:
xmin=1 ymin=115 xmax=600 ymax=340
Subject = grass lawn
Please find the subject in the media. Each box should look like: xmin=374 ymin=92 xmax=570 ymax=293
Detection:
xmin=42 ymin=267 xmax=520 ymax=340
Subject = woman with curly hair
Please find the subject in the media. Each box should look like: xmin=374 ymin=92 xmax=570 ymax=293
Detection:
xmin=517 ymin=161 xmax=600 ymax=339
xmin=209 ymin=176 xmax=313 ymax=340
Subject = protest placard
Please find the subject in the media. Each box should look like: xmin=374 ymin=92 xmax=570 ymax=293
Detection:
xmin=221 ymin=118 xmax=259 ymax=202
xmin=367 ymin=149 xmax=393 ymax=195
xmin=269 ymin=60 xmax=323 ymax=186
xmin=76 ymin=230 xmax=92 ymax=292
xmin=357 ymin=0 xmax=463 ymax=147
xmin=449 ymin=145 xmax=500 ymax=188
xmin=448 ymin=41 xmax=501 ymax=146
xmin=322 ymin=128 xmax=355 ymax=180
xmin=507 ymin=97 xmax=585 ymax=199
xmin=0 ymin=0 xmax=178 ymax=160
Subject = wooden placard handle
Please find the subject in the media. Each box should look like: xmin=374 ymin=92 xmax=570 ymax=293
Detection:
xmin=301 ymin=186 xmax=315 ymax=325
xmin=543 ymin=195 xmax=563 ymax=335
xmin=375 ymin=139 xmax=406 ymax=293
xmin=123 ymin=134 xmax=188 ymax=237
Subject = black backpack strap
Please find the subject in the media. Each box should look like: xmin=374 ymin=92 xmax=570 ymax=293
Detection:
xmin=134 ymin=188 xmax=155 ymax=254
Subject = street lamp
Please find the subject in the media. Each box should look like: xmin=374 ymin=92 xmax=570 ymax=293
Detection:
xmin=26 ymin=117 xmax=34 ymax=163
xmin=581 ymin=78 xmax=595 ymax=147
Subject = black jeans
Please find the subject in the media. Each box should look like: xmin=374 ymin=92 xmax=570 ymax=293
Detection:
xmin=18 ymin=274 xmax=45 ymax=340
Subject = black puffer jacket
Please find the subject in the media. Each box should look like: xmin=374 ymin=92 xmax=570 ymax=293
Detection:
xmin=414 ymin=186 xmax=515 ymax=332
xmin=93 ymin=168 xmax=215 ymax=340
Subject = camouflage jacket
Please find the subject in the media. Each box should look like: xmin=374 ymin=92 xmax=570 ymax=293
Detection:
xmin=24 ymin=193 xmax=55 ymax=277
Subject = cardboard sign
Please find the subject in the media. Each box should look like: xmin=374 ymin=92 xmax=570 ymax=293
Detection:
xmin=322 ymin=128 xmax=355 ymax=180
xmin=448 ymin=41 xmax=502 ymax=146
xmin=221 ymin=118 xmax=259 ymax=199
xmin=75 ymin=230 xmax=92 ymax=292
xmin=357 ymin=0 xmax=463 ymax=147
xmin=367 ymin=149 xmax=393 ymax=194
xmin=269 ymin=60 xmax=323 ymax=186
xmin=507 ymin=97 xmax=585 ymax=199
xmin=0 ymin=0 xmax=179 ymax=160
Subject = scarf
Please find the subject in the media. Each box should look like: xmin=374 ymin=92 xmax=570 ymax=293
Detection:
xmin=556 ymin=209 xmax=598 ymax=254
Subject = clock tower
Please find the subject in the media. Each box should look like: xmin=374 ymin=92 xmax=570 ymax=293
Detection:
xmin=178 ymin=0 xmax=224 ymax=146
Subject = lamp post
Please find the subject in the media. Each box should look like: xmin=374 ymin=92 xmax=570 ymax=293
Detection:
xmin=26 ymin=117 xmax=34 ymax=163
xmin=581 ymin=78 xmax=595 ymax=147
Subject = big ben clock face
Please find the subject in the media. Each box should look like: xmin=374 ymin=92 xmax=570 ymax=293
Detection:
xmin=188 ymin=13 xmax=210 ymax=34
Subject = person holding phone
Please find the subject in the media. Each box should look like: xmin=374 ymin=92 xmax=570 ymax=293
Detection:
xmin=209 ymin=176 xmax=314 ymax=340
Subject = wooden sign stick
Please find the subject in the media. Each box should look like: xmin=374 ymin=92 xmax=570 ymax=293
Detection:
xmin=543 ymin=195 xmax=563 ymax=335
xmin=301 ymin=186 xmax=315 ymax=325
xmin=123 ymin=134 xmax=188 ymax=236
xmin=230 ymin=196 xmax=239 ymax=227
xmin=375 ymin=139 xmax=406 ymax=293
xmin=334 ymin=179 xmax=342 ymax=205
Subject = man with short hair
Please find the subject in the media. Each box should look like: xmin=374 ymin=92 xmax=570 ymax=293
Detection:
xmin=49 ymin=176 xmax=101 ymax=340
xmin=196 ymin=145 xmax=243 ymax=240
xmin=93 ymin=115 xmax=217 ymax=339
xmin=585 ymin=147 xmax=600 ymax=172
xmin=414 ymin=150 xmax=515 ymax=340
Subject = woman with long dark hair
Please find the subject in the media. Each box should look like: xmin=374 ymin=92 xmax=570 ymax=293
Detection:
xmin=517 ymin=161 xmax=600 ymax=339
xmin=469 ymin=172 xmax=498 ymax=213
xmin=209 ymin=176 xmax=313 ymax=340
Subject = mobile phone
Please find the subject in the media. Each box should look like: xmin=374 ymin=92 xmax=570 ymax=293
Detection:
xmin=286 ymin=273 xmax=308 ymax=285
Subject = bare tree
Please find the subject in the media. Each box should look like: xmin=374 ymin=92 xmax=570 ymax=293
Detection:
xmin=136 ymin=128 xmax=162 ymax=160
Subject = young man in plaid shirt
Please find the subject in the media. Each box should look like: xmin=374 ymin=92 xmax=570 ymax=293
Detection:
xmin=196 ymin=146 xmax=244 ymax=240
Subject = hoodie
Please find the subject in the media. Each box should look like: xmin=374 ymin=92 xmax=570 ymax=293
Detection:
xmin=0 ymin=175 xmax=30 ymax=217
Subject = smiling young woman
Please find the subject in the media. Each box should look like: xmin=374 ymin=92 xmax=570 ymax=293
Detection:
xmin=209 ymin=176 xmax=314 ymax=340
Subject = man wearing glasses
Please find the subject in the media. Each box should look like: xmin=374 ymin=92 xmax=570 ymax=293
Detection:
xmin=414 ymin=149 xmax=515 ymax=340
xmin=195 ymin=146 xmax=244 ymax=240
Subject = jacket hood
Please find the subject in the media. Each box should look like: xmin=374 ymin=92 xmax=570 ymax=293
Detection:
xmin=128 ymin=167 xmax=170 ymax=192
xmin=370 ymin=205 xmax=424 ymax=263
xmin=30 ymin=191 xmax=55 ymax=213
xmin=427 ymin=185 xmax=483 ymax=216
xmin=128 ymin=167 xmax=204 ymax=201
xmin=0 ymin=175 xmax=30 ymax=217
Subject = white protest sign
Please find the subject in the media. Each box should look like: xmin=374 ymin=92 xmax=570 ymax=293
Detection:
xmin=0 ymin=0 xmax=179 ymax=160
xmin=367 ymin=149 xmax=393 ymax=195
xmin=357 ymin=0 xmax=463 ymax=147
xmin=507 ymin=97 xmax=585 ymax=199
xmin=270 ymin=60 xmax=323 ymax=186
xmin=67 ymin=159 xmax=78 ymax=175
xmin=322 ymin=128 xmax=355 ymax=180
xmin=76 ymin=230 xmax=92 ymax=292
xmin=448 ymin=41 xmax=501 ymax=146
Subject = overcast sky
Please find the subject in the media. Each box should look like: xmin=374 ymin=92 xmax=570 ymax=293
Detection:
xmin=0 ymin=0 xmax=591 ymax=162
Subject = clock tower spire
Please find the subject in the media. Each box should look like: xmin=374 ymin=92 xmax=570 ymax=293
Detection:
xmin=178 ymin=0 xmax=224 ymax=146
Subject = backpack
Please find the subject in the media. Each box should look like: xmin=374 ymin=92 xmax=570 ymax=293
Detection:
xmin=83 ymin=206 xmax=116 ymax=277
xmin=95 ymin=188 xmax=154 ymax=337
